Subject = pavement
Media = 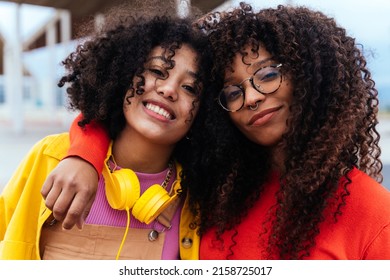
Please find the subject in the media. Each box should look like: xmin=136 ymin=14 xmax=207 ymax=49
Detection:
xmin=1 ymin=110 xmax=390 ymax=192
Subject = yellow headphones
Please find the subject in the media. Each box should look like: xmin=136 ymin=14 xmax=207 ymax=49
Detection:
xmin=102 ymin=143 xmax=182 ymax=225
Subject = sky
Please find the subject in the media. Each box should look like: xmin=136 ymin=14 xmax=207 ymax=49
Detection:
xmin=0 ymin=0 xmax=389 ymax=105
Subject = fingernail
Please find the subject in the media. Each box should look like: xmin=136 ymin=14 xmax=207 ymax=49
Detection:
xmin=77 ymin=219 xmax=85 ymax=230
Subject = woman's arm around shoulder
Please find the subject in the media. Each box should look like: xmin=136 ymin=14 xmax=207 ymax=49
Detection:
xmin=41 ymin=114 xmax=110 ymax=230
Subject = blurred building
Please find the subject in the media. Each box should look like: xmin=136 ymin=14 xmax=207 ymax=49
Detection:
xmin=0 ymin=0 xmax=228 ymax=133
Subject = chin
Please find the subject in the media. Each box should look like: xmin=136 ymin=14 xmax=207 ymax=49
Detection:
xmin=247 ymin=134 xmax=282 ymax=147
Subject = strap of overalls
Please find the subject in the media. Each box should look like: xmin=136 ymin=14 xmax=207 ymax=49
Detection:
xmin=39 ymin=197 xmax=181 ymax=260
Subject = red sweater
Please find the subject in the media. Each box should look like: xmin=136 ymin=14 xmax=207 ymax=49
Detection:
xmin=66 ymin=114 xmax=110 ymax=174
xmin=68 ymin=116 xmax=390 ymax=259
xmin=200 ymin=170 xmax=390 ymax=260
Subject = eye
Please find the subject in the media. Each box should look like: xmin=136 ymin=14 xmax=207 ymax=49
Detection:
xmin=148 ymin=65 xmax=168 ymax=79
xmin=181 ymin=78 xmax=202 ymax=96
xmin=183 ymin=85 xmax=195 ymax=94
xmin=182 ymin=82 xmax=202 ymax=96
xmin=224 ymin=86 xmax=243 ymax=102
xmin=255 ymin=67 xmax=281 ymax=82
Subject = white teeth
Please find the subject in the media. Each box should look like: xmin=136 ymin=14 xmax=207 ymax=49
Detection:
xmin=146 ymin=103 xmax=172 ymax=120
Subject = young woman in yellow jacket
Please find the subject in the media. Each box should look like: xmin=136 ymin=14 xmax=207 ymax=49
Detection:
xmin=0 ymin=134 xmax=200 ymax=259
xmin=0 ymin=3 xmax=213 ymax=260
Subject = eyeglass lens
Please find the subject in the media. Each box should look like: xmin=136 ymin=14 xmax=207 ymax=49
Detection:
xmin=218 ymin=64 xmax=282 ymax=112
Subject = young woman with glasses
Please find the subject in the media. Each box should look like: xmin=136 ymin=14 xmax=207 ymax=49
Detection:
xmin=38 ymin=3 xmax=390 ymax=259
xmin=194 ymin=3 xmax=390 ymax=259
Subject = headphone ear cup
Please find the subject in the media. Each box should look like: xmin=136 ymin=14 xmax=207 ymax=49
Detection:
xmin=132 ymin=184 xmax=172 ymax=224
xmin=105 ymin=168 xmax=140 ymax=210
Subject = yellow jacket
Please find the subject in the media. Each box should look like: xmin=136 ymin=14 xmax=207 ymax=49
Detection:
xmin=0 ymin=133 xmax=199 ymax=260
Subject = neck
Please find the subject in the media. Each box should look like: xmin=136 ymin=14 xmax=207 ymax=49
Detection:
xmin=270 ymin=144 xmax=285 ymax=173
xmin=112 ymin=130 xmax=175 ymax=173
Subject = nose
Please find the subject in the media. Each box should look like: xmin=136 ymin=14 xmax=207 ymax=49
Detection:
xmin=243 ymin=81 xmax=265 ymax=109
xmin=155 ymin=78 xmax=178 ymax=101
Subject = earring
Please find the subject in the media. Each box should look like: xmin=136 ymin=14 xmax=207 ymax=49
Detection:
xmin=249 ymin=102 xmax=259 ymax=111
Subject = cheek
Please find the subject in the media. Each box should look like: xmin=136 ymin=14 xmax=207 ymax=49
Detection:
xmin=181 ymin=98 xmax=199 ymax=121
xmin=123 ymin=96 xmax=130 ymax=111
xmin=282 ymin=80 xmax=294 ymax=103
xmin=123 ymin=92 xmax=131 ymax=106
xmin=123 ymin=92 xmax=141 ymax=113
xmin=229 ymin=112 xmax=245 ymax=129
xmin=133 ymin=73 xmax=156 ymax=93
xmin=143 ymin=76 xmax=156 ymax=91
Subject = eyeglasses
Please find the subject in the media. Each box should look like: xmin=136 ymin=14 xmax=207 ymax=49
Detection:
xmin=217 ymin=63 xmax=283 ymax=112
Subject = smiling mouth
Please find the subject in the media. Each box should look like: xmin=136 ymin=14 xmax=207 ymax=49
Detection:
xmin=144 ymin=102 xmax=175 ymax=120
xmin=248 ymin=106 xmax=282 ymax=125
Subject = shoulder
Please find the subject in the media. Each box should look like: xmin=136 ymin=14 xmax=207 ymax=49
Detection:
xmin=347 ymin=169 xmax=390 ymax=259
xmin=342 ymin=168 xmax=390 ymax=222
xmin=41 ymin=133 xmax=70 ymax=160
xmin=346 ymin=168 xmax=390 ymax=203
xmin=30 ymin=133 xmax=70 ymax=160
xmin=0 ymin=133 xmax=70 ymax=204
xmin=320 ymin=168 xmax=390 ymax=259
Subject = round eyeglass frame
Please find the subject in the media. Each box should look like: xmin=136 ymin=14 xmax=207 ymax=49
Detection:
xmin=217 ymin=63 xmax=283 ymax=112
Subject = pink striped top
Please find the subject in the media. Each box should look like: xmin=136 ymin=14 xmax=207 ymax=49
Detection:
xmin=85 ymin=163 xmax=182 ymax=259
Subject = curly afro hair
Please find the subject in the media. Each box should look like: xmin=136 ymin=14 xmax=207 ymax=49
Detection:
xmin=191 ymin=2 xmax=382 ymax=259
xmin=58 ymin=0 xmax=215 ymax=208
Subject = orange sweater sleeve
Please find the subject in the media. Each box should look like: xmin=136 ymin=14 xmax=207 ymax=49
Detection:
xmin=66 ymin=114 xmax=110 ymax=174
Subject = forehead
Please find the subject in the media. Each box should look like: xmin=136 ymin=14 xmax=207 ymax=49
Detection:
xmin=227 ymin=45 xmax=273 ymax=76
xmin=147 ymin=44 xmax=200 ymax=80
xmin=148 ymin=44 xmax=199 ymax=63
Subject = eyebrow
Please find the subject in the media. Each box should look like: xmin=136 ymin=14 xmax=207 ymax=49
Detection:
xmin=147 ymin=56 xmax=199 ymax=79
xmin=249 ymin=57 xmax=274 ymax=70
xmin=148 ymin=56 xmax=166 ymax=62
xmin=186 ymin=69 xmax=198 ymax=79
xmin=224 ymin=57 xmax=274 ymax=84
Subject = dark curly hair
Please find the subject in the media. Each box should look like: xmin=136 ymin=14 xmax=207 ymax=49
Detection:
xmin=58 ymin=1 xmax=215 ymax=202
xmin=191 ymin=2 xmax=382 ymax=259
